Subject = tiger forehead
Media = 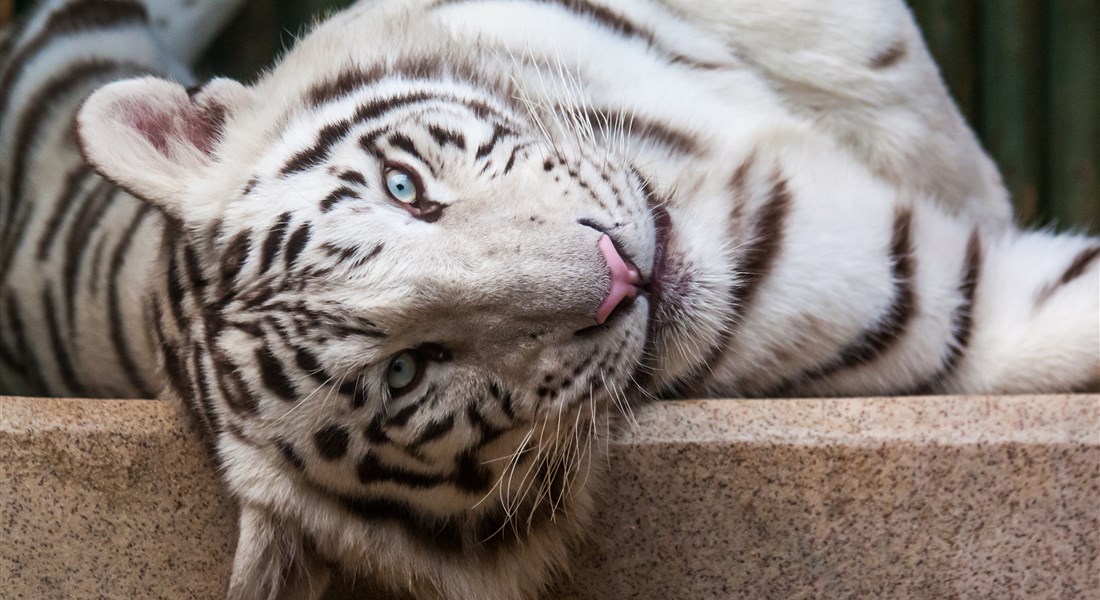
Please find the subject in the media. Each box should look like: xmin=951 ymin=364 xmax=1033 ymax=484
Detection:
xmin=269 ymin=74 xmax=532 ymax=181
xmin=302 ymin=57 xmax=520 ymax=112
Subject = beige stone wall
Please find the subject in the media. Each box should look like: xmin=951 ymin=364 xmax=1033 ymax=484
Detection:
xmin=2 ymin=395 xmax=1097 ymax=599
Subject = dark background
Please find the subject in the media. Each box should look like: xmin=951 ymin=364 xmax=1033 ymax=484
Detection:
xmin=8 ymin=0 xmax=1097 ymax=232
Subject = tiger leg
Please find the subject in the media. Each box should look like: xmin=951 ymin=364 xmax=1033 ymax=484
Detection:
xmin=700 ymin=131 xmax=1098 ymax=397
xmin=652 ymin=0 xmax=1010 ymax=227
xmin=936 ymin=230 xmax=1100 ymax=394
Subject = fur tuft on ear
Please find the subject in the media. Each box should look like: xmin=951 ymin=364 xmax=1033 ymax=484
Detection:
xmin=76 ymin=76 xmax=252 ymax=218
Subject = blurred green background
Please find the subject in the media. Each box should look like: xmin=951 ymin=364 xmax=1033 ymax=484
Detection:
xmin=9 ymin=0 xmax=1098 ymax=232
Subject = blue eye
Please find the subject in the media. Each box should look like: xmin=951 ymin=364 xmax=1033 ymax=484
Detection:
xmin=387 ymin=351 xmax=419 ymax=390
xmin=385 ymin=168 xmax=418 ymax=204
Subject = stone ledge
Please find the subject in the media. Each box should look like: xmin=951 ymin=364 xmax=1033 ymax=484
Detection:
xmin=2 ymin=395 xmax=1097 ymax=598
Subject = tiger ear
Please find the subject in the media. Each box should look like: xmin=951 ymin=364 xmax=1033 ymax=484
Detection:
xmin=227 ymin=504 xmax=333 ymax=600
xmin=76 ymin=76 xmax=253 ymax=219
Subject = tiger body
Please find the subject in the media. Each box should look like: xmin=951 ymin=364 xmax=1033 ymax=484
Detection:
xmin=2 ymin=0 xmax=1098 ymax=598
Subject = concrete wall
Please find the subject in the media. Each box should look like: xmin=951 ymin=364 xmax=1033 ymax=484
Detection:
xmin=2 ymin=395 xmax=1097 ymax=598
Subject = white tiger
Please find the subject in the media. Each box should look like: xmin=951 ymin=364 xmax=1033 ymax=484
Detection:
xmin=1 ymin=0 xmax=1096 ymax=598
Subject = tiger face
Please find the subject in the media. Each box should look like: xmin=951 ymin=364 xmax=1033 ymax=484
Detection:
xmin=76 ymin=55 xmax=670 ymax=591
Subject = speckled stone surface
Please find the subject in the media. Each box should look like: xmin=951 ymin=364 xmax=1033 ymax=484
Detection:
xmin=2 ymin=395 xmax=1097 ymax=599
xmin=1 ymin=397 xmax=235 ymax=598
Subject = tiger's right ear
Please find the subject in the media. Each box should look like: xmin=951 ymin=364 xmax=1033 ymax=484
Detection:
xmin=76 ymin=76 xmax=253 ymax=219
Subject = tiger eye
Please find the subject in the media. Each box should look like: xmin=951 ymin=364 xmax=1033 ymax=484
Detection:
xmin=384 ymin=168 xmax=418 ymax=204
xmin=387 ymin=351 xmax=419 ymax=389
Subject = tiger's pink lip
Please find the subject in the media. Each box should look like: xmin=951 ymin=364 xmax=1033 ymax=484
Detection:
xmin=596 ymin=234 xmax=642 ymax=324
xmin=638 ymin=204 xmax=672 ymax=385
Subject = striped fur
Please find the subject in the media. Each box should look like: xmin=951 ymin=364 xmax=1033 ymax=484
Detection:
xmin=2 ymin=1 xmax=1098 ymax=598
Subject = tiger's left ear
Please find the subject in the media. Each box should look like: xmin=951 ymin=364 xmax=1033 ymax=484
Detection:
xmin=76 ymin=76 xmax=254 ymax=220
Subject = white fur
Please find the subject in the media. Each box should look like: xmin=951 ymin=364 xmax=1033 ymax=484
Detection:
xmin=2 ymin=1 xmax=1096 ymax=599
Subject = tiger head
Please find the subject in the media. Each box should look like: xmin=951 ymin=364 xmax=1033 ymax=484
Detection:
xmin=75 ymin=36 xmax=683 ymax=600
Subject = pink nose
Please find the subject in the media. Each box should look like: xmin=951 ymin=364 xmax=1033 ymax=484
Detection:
xmin=596 ymin=234 xmax=641 ymax=324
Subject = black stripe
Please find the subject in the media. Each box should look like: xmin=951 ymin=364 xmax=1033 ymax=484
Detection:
xmin=337 ymin=494 xmax=466 ymax=554
xmin=220 ymin=230 xmax=251 ymax=286
xmin=164 ymin=248 xmax=188 ymax=329
xmin=279 ymin=121 xmax=352 ymax=175
xmin=357 ymin=453 xmax=446 ymax=488
xmin=428 ymin=125 xmax=466 ymax=150
xmin=277 ymin=439 xmax=306 ymax=470
xmin=386 ymin=402 xmax=421 ymax=428
xmin=779 ymin=208 xmax=918 ymax=390
xmin=284 ymin=222 xmax=311 ymax=268
xmin=475 ymin=124 xmax=509 ymax=159
xmin=258 ymin=212 xmax=291 ymax=273
xmin=0 ymin=0 xmax=148 ymax=118
xmin=578 ymin=107 xmax=700 ymax=156
xmin=453 ymin=450 xmax=492 ymax=493
xmin=434 ymin=0 xmax=727 ymax=69
xmin=42 ymin=286 xmax=86 ymax=395
xmin=337 ymin=170 xmax=368 ymax=186
xmin=942 ymin=230 xmax=983 ymax=373
xmin=87 ymin=235 xmax=108 ymax=295
xmin=61 ymin=181 xmax=114 ymax=333
xmin=410 ymin=414 xmax=456 ymax=448
xmin=183 ymin=243 xmax=209 ymax=293
xmin=210 ymin=344 xmax=259 ymax=415
xmin=364 ymin=415 xmax=390 ymax=443
xmin=0 ymin=341 xmax=28 ymax=385
xmin=0 ymin=205 xmax=33 ymax=282
xmin=304 ymin=65 xmax=391 ymax=107
xmin=1056 ymin=245 xmax=1100 ymax=287
xmin=388 ymin=133 xmax=426 ymax=164
xmin=503 ymin=144 xmax=521 ymax=173
xmin=289 ymin=464 xmax=561 ymax=557
xmin=871 ymin=39 xmax=908 ymax=69
xmin=321 ymin=242 xmax=359 ymax=262
xmin=1036 ymin=244 xmax=1100 ymax=306
xmin=910 ymin=229 xmax=982 ymax=393
xmin=302 ymin=58 xmax=523 ymax=112
xmin=339 ymin=493 xmax=477 ymax=554
xmin=252 ymin=464 xmax=559 ymax=557
xmin=358 ymin=89 xmax=512 ymax=127
xmin=294 ymin=346 xmax=327 ymax=383
xmin=348 ymin=243 xmax=385 ymax=271
xmin=281 ymin=96 xmax=429 ymax=176
xmin=107 ymin=206 xmax=155 ymax=396
xmin=314 ymin=425 xmax=351 ymax=460
xmin=466 ymin=402 xmax=507 ymax=446
xmin=1 ymin=292 xmax=48 ymax=393
xmin=488 ymin=381 xmax=516 ymax=421
xmin=36 ymin=165 xmax=96 ymax=260
xmin=282 ymin=90 xmax=515 ymax=177
xmin=356 ymin=91 xmax=437 ymax=124
xmin=693 ymin=163 xmax=788 ymax=381
xmin=225 ymin=421 xmax=257 ymax=447
xmin=5 ymin=60 xmax=148 ymax=255
xmin=255 ymin=347 xmax=298 ymax=401
xmin=319 ymin=187 xmax=359 ymax=213
xmin=189 ymin=345 xmax=222 ymax=437
xmin=154 ymin=319 xmax=188 ymax=398
xmin=350 ymin=379 xmax=370 ymax=409
xmin=731 ymin=172 xmax=790 ymax=318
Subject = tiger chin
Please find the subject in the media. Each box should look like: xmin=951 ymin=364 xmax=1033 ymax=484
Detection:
xmin=3 ymin=0 xmax=1099 ymax=598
